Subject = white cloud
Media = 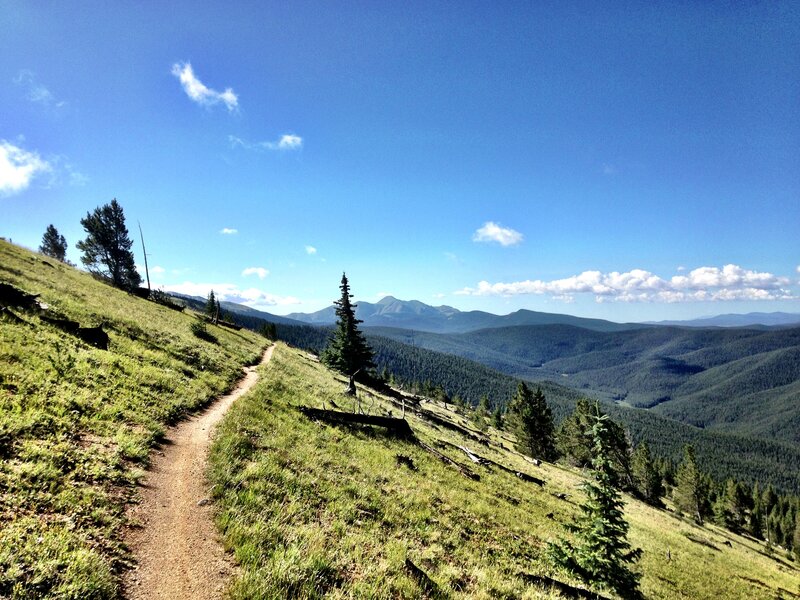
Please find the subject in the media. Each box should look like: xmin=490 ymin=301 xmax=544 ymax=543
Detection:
xmin=472 ymin=221 xmax=523 ymax=247
xmin=229 ymin=133 xmax=303 ymax=151
xmin=165 ymin=281 xmax=300 ymax=310
xmin=276 ymin=134 xmax=302 ymax=150
xmin=456 ymin=264 xmax=796 ymax=304
xmin=151 ymin=265 xmax=166 ymax=274
xmin=432 ymin=293 xmax=446 ymax=299
xmin=305 ymin=245 xmax=317 ymax=255
xmin=0 ymin=140 xmax=52 ymax=196
xmin=14 ymin=70 xmax=66 ymax=110
xmin=220 ymin=228 xmax=238 ymax=235
xmin=242 ymin=267 xmax=269 ymax=279
xmin=171 ymin=62 xmax=238 ymax=111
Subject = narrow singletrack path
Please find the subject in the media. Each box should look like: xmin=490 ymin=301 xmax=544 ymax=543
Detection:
xmin=122 ymin=345 xmax=274 ymax=600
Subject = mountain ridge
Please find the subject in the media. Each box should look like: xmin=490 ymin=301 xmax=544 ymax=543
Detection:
xmin=287 ymin=296 xmax=647 ymax=333
xmin=288 ymin=296 xmax=800 ymax=333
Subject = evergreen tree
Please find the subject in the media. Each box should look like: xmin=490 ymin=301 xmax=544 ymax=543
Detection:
xmin=673 ymin=445 xmax=709 ymax=524
xmin=631 ymin=441 xmax=663 ymax=505
xmin=492 ymin=405 xmax=504 ymax=430
xmin=76 ymin=199 xmax=142 ymax=290
xmin=714 ymin=479 xmax=748 ymax=532
xmin=206 ymin=290 xmax=217 ymax=318
xmin=472 ymin=394 xmax=491 ymax=432
xmin=507 ymin=383 xmax=556 ymax=461
xmin=39 ymin=224 xmax=68 ymax=262
xmin=558 ymin=399 xmax=633 ymax=488
xmin=547 ymin=405 xmax=642 ymax=599
xmin=321 ymin=273 xmax=375 ymax=376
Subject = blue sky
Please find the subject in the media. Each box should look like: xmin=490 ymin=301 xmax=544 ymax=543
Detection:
xmin=2 ymin=1 xmax=798 ymax=321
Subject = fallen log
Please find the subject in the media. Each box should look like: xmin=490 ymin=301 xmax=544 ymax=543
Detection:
xmin=518 ymin=573 xmax=612 ymax=600
xmin=418 ymin=440 xmax=479 ymax=481
xmin=442 ymin=440 xmax=545 ymax=487
xmin=297 ymin=406 xmax=415 ymax=438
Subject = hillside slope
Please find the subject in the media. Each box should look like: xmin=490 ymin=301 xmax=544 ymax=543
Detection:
xmin=209 ymin=343 xmax=800 ymax=599
xmin=271 ymin=321 xmax=800 ymax=492
xmin=0 ymin=240 xmax=265 ymax=599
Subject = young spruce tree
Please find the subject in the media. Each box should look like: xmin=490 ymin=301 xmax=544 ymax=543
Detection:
xmin=321 ymin=273 xmax=374 ymax=377
xmin=548 ymin=405 xmax=642 ymax=599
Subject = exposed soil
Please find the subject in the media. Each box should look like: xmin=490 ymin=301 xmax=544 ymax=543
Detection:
xmin=122 ymin=345 xmax=273 ymax=599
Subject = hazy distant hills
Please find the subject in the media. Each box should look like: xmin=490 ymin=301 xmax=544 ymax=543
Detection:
xmin=287 ymin=295 xmax=644 ymax=333
xmin=646 ymin=311 xmax=800 ymax=328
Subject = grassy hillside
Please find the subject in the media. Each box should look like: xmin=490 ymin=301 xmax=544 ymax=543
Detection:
xmin=209 ymin=343 xmax=800 ymax=599
xmin=0 ymin=240 xmax=265 ymax=599
xmin=271 ymin=321 xmax=800 ymax=492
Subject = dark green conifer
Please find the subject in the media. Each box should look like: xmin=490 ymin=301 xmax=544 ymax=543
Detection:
xmin=547 ymin=406 xmax=642 ymax=598
xmin=558 ymin=399 xmax=633 ymax=488
xmin=39 ymin=224 xmax=68 ymax=262
xmin=76 ymin=199 xmax=142 ymax=290
xmin=631 ymin=441 xmax=663 ymax=505
xmin=321 ymin=273 xmax=374 ymax=376
xmin=507 ymin=383 xmax=556 ymax=461
xmin=673 ymin=445 xmax=709 ymax=524
xmin=206 ymin=290 xmax=217 ymax=318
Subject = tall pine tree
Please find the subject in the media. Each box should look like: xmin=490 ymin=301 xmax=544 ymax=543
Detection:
xmin=39 ymin=224 xmax=68 ymax=262
xmin=631 ymin=441 xmax=663 ymax=505
xmin=547 ymin=404 xmax=642 ymax=598
xmin=321 ymin=273 xmax=374 ymax=377
xmin=506 ymin=382 xmax=556 ymax=461
xmin=673 ymin=445 xmax=709 ymax=524
xmin=76 ymin=199 xmax=142 ymax=290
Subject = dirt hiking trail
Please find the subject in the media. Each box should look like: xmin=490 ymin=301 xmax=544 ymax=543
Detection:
xmin=122 ymin=345 xmax=274 ymax=600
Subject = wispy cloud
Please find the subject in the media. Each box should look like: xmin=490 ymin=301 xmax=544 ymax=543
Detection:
xmin=0 ymin=140 xmax=52 ymax=196
xmin=229 ymin=134 xmax=303 ymax=151
xmin=456 ymin=264 xmax=796 ymax=304
xmin=472 ymin=221 xmax=523 ymax=247
xmin=14 ymin=70 xmax=66 ymax=110
xmin=220 ymin=227 xmax=238 ymax=235
xmin=432 ymin=293 xmax=446 ymax=299
xmin=171 ymin=62 xmax=238 ymax=111
xmin=305 ymin=245 xmax=317 ymax=255
xmin=242 ymin=266 xmax=269 ymax=279
xmin=164 ymin=281 xmax=299 ymax=310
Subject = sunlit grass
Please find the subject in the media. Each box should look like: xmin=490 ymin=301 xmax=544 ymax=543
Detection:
xmin=0 ymin=240 xmax=265 ymax=599
xmin=210 ymin=343 xmax=800 ymax=599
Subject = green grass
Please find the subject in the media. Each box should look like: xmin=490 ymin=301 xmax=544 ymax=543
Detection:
xmin=210 ymin=343 xmax=800 ymax=599
xmin=0 ymin=240 xmax=265 ymax=599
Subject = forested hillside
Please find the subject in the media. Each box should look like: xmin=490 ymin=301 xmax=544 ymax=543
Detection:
xmin=368 ymin=324 xmax=800 ymax=444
